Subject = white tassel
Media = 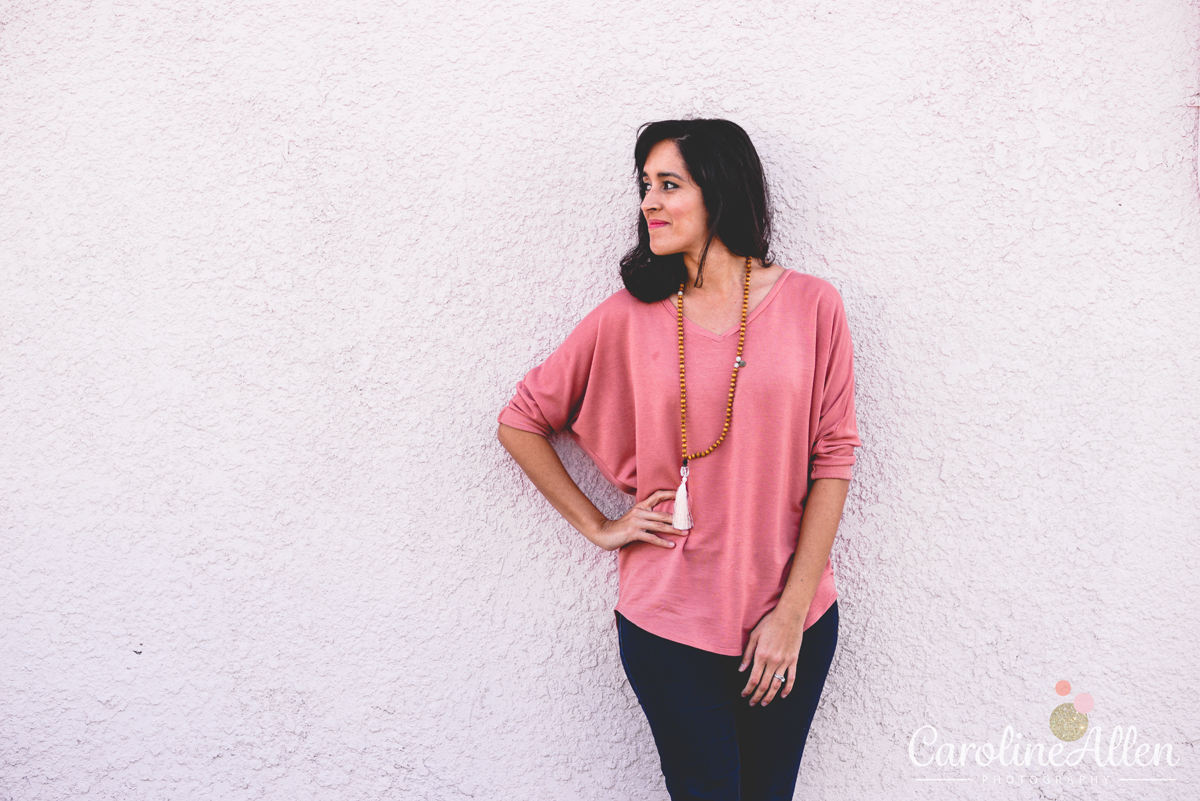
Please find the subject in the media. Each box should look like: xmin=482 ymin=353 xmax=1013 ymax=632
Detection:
xmin=672 ymin=462 xmax=693 ymax=530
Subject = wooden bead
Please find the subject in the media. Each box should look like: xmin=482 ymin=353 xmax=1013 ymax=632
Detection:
xmin=677 ymin=257 xmax=751 ymax=462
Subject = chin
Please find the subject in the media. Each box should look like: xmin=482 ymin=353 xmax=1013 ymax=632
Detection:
xmin=648 ymin=238 xmax=680 ymax=257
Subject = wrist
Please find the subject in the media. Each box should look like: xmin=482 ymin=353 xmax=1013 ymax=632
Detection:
xmin=580 ymin=516 xmax=609 ymax=547
xmin=774 ymin=595 xmax=811 ymax=623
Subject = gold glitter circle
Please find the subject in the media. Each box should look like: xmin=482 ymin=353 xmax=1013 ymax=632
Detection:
xmin=1049 ymin=703 xmax=1089 ymax=741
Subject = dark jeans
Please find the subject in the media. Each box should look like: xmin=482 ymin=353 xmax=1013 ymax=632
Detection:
xmin=616 ymin=601 xmax=839 ymax=801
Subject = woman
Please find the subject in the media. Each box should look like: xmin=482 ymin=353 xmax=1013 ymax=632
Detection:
xmin=496 ymin=119 xmax=861 ymax=801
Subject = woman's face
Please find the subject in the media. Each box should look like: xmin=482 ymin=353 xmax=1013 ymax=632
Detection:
xmin=640 ymin=139 xmax=708 ymax=257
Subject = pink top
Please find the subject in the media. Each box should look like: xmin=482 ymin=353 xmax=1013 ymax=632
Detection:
xmin=497 ymin=268 xmax=862 ymax=656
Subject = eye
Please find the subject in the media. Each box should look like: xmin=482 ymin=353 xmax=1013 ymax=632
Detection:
xmin=640 ymin=182 xmax=651 ymax=192
xmin=662 ymin=181 xmax=678 ymax=190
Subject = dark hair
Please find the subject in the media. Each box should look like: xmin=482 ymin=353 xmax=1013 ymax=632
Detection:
xmin=619 ymin=119 xmax=774 ymax=303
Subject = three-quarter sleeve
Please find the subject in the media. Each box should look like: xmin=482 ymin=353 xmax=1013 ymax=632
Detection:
xmin=809 ymin=287 xmax=862 ymax=480
xmin=497 ymin=309 xmax=600 ymax=438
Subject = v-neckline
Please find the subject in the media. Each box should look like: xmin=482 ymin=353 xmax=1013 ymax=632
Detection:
xmin=658 ymin=268 xmax=793 ymax=341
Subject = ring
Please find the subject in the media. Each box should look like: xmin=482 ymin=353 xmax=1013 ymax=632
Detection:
xmin=772 ymin=672 xmax=786 ymax=682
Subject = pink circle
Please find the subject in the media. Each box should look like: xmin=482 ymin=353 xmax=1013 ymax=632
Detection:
xmin=1074 ymin=693 xmax=1094 ymax=714
xmin=1055 ymin=680 xmax=1071 ymax=696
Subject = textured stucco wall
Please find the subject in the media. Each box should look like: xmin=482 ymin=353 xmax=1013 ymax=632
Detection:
xmin=2 ymin=1 xmax=1199 ymax=799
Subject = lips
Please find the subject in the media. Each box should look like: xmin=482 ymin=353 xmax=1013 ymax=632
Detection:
xmin=648 ymin=220 xmax=669 ymax=229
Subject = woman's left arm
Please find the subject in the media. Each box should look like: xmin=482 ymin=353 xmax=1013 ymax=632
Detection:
xmin=739 ymin=477 xmax=850 ymax=706
xmin=776 ymin=477 xmax=850 ymax=624
xmin=741 ymin=283 xmax=860 ymax=706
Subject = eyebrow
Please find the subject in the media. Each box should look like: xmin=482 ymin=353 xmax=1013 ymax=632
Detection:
xmin=640 ymin=171 xmax=686 ymax=181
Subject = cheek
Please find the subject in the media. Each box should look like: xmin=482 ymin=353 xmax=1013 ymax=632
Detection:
xmin=669 ymin=197 xmax=704 ymax=231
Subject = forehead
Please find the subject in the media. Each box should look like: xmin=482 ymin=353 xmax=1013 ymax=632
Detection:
xmin=642 ymin=139 xmax=689 ymax=177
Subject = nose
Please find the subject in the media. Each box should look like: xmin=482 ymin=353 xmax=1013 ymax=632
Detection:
xmin=641 ymin=189 xmax=660 ymax=213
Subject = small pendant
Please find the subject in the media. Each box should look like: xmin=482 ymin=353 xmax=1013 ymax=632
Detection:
xmin=735 ymin=358 xmax=746 ymax=368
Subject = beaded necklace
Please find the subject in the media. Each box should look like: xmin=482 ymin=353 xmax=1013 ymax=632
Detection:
xmin=671 ymin=256 xmax=752 ymax=530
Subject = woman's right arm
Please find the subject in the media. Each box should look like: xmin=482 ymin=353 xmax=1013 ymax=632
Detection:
xmin=496 ymin=423 xmax=685 ymax=552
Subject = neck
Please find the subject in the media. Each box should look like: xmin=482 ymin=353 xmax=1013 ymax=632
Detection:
xmin=682 ymin=241 xmax=753 ymax=297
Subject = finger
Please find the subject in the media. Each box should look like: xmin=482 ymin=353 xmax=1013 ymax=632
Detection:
xmin=747 ymin=660 xmax=771 ymax=705
xmin=748 ymin=661 xmax=777 ymax=705
xmin=636 ymin=532 xmax=677 ymax=549
xmin=635 ymin=489 xmax=676 ymax=509
xmin=739 ymin=633 xmax=758 ymax=675
xmin=639 ymin=508 xmax=683 ymax=526
xmin=782 ymin=663 xmax=796 ymax=699
xmin=760 ymin=667 xmax=784 ymax=707
xmin=631 ymin=505 xmax=686 ymax=534
xmin=639 ymin=519 xmax=687 ymax=535
xmin=753 ymin=660 xmax=776 ymax=705
xmin=743 ymin=656 xmax=768 ymax=702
